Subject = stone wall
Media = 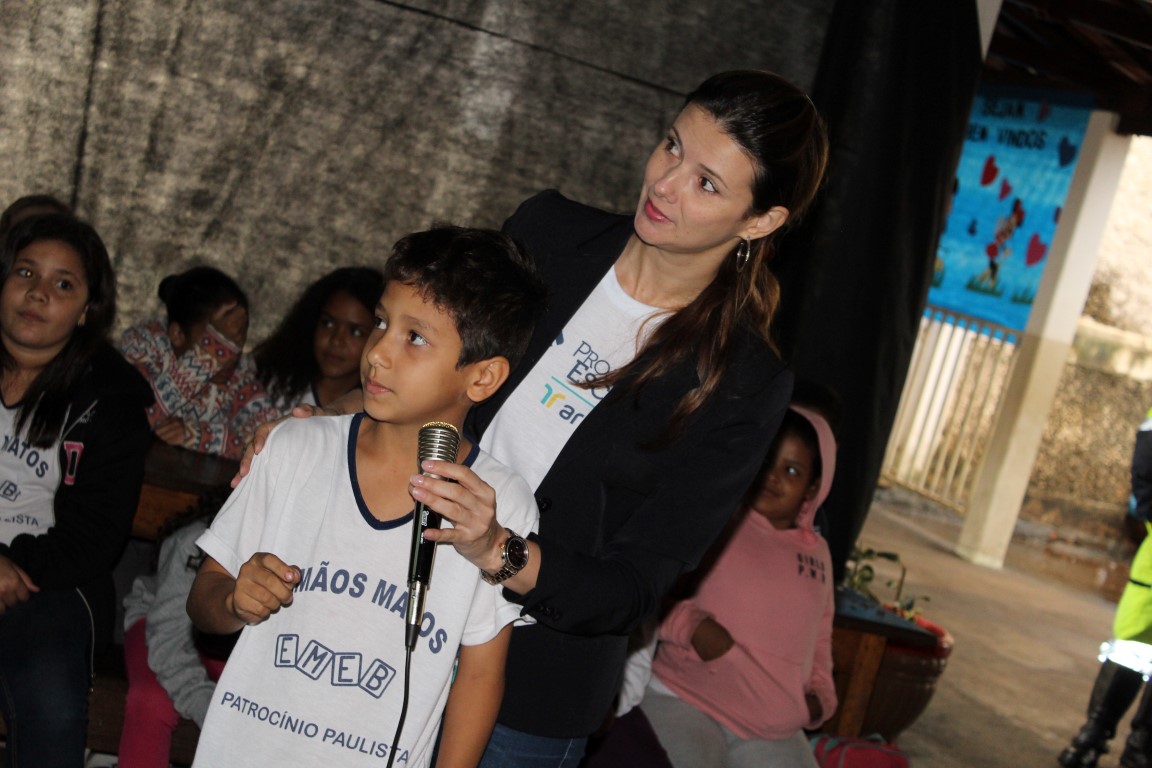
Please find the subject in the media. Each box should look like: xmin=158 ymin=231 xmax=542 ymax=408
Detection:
xmin=1023 ymin=318 xmax=1152 ymax=545
xmin=0 ymin=0 xmax=830 ymax=340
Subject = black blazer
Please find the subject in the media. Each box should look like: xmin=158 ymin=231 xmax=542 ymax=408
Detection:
xmin=469 ymin=190 xmax=793 ymax=737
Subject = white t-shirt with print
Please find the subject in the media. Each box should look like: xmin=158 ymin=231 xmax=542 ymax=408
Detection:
xmin=193 ymin=413 xmax=538 ymax=768
xmin=481 ymin=266 xmax=661 ymax=490
xmin=0 ymin=403 xmax=63 ymax=544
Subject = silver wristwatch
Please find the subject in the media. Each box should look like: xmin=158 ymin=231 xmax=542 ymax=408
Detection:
xmin=481 ymin=528 xmax=529 ymax=585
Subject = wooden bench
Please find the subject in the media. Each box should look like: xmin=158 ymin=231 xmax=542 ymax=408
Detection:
xmin=132 ymin=441 xmax=240 ymax=541
xmin=0 ymin=442 xmax=238 ymax=765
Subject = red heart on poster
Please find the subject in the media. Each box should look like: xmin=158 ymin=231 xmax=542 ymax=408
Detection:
xmin=999 ymin=179 xmax=1012 ymax=200
xmin=981 ymin=156 xmax=998 ymax=185
xmin=1026 ymin=233 xmax=1047 ymax=265
xmin=1038 ymin=102 xmax=1051 ymax=122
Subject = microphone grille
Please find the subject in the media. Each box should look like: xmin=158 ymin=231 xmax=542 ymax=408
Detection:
xmin=418 ymin=421 xmax=461 ymax=466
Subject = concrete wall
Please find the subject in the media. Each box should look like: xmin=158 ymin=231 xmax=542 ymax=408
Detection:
xmin=0 ymin=0 xmax=830 ymax=339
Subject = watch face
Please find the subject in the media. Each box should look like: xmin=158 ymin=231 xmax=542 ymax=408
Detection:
xmin=506 ymin=536 xmax=529 ymax=570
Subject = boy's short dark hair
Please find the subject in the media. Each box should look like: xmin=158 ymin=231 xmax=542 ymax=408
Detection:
xmin=384 ymin=226 xmax=545 ymax=370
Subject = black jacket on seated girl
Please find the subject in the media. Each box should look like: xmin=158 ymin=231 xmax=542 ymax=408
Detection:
xmin=0 ymin=343 xmax=153 ymax=648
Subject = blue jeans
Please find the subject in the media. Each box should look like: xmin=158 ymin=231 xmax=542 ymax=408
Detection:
xmin=479 ymin=723 xmax=588 ymax=768
xmin=0 ymin=588 xmax=92 ymax=768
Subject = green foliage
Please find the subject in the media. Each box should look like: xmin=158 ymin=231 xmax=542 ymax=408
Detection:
xmin=844 ymin=545 xmax=931 ymax=619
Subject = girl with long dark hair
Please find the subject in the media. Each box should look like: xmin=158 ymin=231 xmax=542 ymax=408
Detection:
xmin=0 ymin=213 xmax=153 ymax=767
xmin=253 ymin=266 xmax=383 ymax=410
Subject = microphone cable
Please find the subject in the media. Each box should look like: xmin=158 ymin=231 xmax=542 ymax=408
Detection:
xmin=387 ymin=422 xmax=460 ymax=767
xmin=386 ymin=646 xmax=413 ymax=768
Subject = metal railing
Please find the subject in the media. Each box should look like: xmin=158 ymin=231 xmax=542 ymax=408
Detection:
xmin=881 ymin=307 xmax=1020 ymax=512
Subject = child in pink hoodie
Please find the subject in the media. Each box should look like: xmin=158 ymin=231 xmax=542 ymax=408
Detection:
xmin=639 ymin=405 xmax=837 ymax=767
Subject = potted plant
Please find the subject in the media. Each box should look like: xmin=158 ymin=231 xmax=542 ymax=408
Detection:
xmin=839 ymin=546 xmax=954 ymax=742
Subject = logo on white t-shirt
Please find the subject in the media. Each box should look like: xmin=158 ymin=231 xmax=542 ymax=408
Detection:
xmin=481 ymin=268 xmax=662 ymax=490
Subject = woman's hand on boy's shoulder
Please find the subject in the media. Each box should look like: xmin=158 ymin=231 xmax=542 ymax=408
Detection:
xmin=234 ymin=403 xmax=325 ymax=486
xmin=233 ymin=390 xmax=364 ymax=487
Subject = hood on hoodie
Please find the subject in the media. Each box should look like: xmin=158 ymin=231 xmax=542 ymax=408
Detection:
xmin=785 ymin=403 xmax=837 ymax=536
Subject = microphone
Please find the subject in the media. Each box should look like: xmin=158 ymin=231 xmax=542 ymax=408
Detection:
xmin=405 ymin=421 xmax=461 ymax=650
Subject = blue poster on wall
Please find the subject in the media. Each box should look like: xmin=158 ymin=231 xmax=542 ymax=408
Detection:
xmin=929 ymin=87 xmax=1092 ymax=331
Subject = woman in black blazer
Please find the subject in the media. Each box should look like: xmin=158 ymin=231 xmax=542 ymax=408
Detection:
xmin=409 ymin=70 xmax=831 ymax=766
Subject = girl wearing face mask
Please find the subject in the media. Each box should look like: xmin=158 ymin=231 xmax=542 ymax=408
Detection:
xmin=119 ymin=266 xmax=280 ymax=460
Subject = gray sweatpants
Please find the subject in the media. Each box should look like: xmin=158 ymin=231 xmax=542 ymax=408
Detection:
xmin=639 ymin=684 xmax=820 ymax=768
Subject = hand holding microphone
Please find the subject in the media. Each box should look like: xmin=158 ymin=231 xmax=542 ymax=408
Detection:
xmin=405 ymin=422 xmax=461 ymax=650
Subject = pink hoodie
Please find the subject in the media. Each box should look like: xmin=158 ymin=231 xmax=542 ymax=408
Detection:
xmin=651 ymin=405 xmax=838 ymax=740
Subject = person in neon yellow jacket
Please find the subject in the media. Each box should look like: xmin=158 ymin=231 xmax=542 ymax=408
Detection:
xmin=1060 ymin=409 xmax=1152 ymax=768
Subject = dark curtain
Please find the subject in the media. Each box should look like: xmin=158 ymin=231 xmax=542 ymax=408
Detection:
xmin=773 ymin=0 xmax=984 ymax=579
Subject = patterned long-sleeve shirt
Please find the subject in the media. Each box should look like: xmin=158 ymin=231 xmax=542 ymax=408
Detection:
xmin=119 ymin=319 xmax=281 ymax=459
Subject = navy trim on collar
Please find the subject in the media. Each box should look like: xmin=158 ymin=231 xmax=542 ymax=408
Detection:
xmin=348 ymin=413 xmax=409 ymax=530
xmin=347 ymin=414 xmax=479 ymax=530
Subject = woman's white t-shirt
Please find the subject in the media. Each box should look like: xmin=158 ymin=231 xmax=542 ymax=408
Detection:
xmin=481 ymin=266 xmax=662 ymax=490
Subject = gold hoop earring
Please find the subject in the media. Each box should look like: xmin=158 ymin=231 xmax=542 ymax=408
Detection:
xmin=735 ymin=239 xmax=751 ymax=272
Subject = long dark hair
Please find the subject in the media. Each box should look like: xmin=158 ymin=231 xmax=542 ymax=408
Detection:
xmin=598 ymin=70 xmax=829 ymax=437
xmin=253 ymin=267 xmax=384 ymax=404
xmin=0 ymin=214 xmax=118 ymax=447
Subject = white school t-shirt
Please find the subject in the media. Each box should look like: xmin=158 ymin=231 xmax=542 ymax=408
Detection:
xmin=481 ymin=266 xmax=662 ymax=490
xmin=0 ymin=403 xmax=63 ymax=544
xmin=192 ymin=413 xmax=538 ymax=768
